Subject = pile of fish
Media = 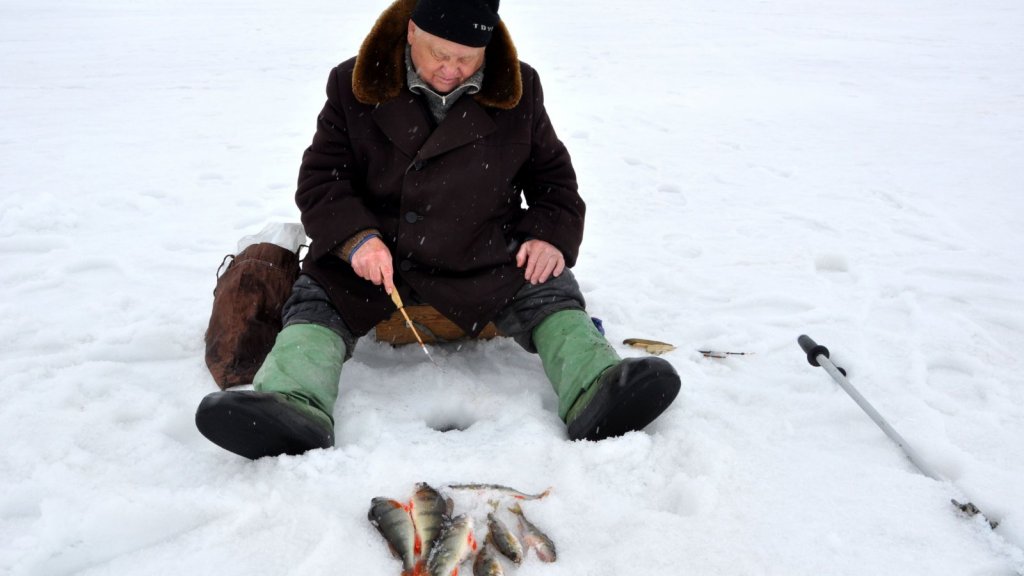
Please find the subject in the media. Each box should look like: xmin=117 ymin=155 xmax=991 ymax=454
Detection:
xmin=368 ymin=482 xmax=557 ymax=576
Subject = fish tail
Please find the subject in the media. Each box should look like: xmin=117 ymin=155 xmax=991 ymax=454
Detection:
xmin=512 ymin=487 xmax=552 ymax=500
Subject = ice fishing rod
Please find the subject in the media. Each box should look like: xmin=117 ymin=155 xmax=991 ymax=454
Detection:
xmin=797 ymin=335 xmax=999 ymax=530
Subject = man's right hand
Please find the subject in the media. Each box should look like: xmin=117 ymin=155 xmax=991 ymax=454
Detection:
xmin=350 ymin=236 xmax=396 ymax=295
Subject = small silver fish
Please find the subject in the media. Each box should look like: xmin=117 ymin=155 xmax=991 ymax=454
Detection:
xmin=427 ymin=514 xmax=477 ymax=576
xmin=368 ymin=497 xmax=417 ymax=573
xmin=411 ymin=482 xmax=448 ymax=559
xmin=509 ymin=503 xmax=556 ymax=563
xmin=446 ymin=483 xmax=552 ymax=501
xmin=486 ymin=513 xmax=523 ymax=564
xmin=472 ymin=543 xmax=504 ymax=576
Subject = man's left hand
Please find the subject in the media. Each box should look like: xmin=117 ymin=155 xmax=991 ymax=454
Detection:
xmin=516 ymin=239 xmax=565 ymax=285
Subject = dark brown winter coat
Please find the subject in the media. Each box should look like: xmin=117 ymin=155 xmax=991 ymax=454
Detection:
xmin=297 ymin=0 xmax=584 ymax=337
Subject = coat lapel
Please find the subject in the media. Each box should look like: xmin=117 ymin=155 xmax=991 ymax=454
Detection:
xmin=417 ymin=97 xmax=497 ymax=160
xmin=374 ymin=90 xmax=498 ymax=161
xmin=372 ymin=94 xmax=431 ymax=159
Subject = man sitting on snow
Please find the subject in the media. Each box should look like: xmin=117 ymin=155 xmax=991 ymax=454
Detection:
xmin=194 ymin=0 xmax=681 ymax=459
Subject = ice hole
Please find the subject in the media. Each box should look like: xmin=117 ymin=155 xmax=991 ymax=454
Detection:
xmin=424 ymin=406 xmax=477 ymax=432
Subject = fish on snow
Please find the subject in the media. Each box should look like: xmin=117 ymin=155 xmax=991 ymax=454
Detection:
xmin=411 ymin=482 xmax=450 ymax=561
xmin=485 ymin=512 xmax=523 ymax=565
xmin=368 ymin=497 xmax=418 ymax=574
xmin=509 ymin=503 xmax=556 ymax=563
xmin=426 ymin=514 xmax=477 ymax=576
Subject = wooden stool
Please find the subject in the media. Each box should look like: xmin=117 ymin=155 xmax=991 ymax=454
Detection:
xmin=374 ymin=305 xmax=501 ymax=345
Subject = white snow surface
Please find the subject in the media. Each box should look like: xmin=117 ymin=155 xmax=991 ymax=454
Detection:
xmin=2 ymin=0 xmax=1024 ymax=574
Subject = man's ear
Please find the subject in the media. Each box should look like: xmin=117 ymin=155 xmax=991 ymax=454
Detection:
xmin=407 ymin=20 xmax=416 ymax=45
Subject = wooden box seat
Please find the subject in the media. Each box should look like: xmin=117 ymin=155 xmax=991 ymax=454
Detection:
xmin=374 ymin=305 xmax=501 ymax=345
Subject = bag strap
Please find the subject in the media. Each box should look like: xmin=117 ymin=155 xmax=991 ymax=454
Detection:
xmin=215 ymin=254 xmax=235 ymax=280
xmin=212 ymin=242 xmax=305 ymax=296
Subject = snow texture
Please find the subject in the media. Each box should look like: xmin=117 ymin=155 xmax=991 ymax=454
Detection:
xmin=2 ymin=0 xmax=1024 ymax=574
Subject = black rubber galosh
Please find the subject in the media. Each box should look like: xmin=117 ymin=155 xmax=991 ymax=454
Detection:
xmin=195 ymin=391 xmax=334 ymax=460
xmin=567 ymin=357 xmax=682 ymax=441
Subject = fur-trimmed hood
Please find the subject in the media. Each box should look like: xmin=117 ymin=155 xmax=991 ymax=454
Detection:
xmin=352 ymin=0 xmax=522 ymax=109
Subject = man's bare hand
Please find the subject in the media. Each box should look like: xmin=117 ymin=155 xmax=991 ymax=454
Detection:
xmin=350 ymin=236 xmax=396 ymax=294
xmin=516 ymin=239 xmax=565 ymax=285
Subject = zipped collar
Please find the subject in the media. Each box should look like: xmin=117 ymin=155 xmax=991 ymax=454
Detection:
xmin=405 ymin=45 xmax=483 ymax=123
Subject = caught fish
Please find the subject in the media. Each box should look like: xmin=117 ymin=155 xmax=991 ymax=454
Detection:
xmin=426 ymin=514 xmax=477 ymax=576
xmin=508 ymin=503 xmax=556 ymax=563
xmin=486 ymin=513 xmax=523 ymax=564
xmin=446 ymin=483 xmax=552 ymax=501
xmin=411 ymin=482 xmax=449 ymax=558
xmin=368 ymin=497 xmax=417 ymax=573
xmin=698 ymin=349 xmax=753 ymax=358
xmin=472 ymin=543 xmax=504 ymax=576
xmin=623 ymin=338 xmax=676 ymax=355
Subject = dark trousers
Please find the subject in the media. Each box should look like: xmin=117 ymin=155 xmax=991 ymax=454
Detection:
xmin=281 ymin=270 xmax=587 ymax=359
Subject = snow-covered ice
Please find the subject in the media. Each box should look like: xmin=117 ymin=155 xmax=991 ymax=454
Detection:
xmin=2 ymin=0 xmax=1023 ymax=574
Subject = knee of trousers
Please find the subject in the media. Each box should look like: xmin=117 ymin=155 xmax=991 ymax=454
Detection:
xmin=281 ymin=274 xmax=358 ymax=359
xmin=492 ymin=269 xmax=588 ymax=353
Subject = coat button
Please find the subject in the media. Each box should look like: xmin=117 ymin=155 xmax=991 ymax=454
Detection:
xmin=400 ymin=260 xmax=413 ymax=271
xmin=404 ymin=211 xmax=421 ymax=224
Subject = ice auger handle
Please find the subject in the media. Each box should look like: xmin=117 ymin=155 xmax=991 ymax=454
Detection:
xmin=798 ymin=334 xmax=830 ymax=367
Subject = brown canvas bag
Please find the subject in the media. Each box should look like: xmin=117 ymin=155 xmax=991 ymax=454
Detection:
xmin=204 ymin=242 xmax=301 ymax=389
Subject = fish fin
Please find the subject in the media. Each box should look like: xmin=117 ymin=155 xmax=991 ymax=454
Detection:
xmin=402 ymin=561 xmax=426 ymax=576
xmin=407 ymin=499 xmax=423 ymax=555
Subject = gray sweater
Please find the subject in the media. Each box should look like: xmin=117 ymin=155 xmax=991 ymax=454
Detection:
xmin=405 ymin=45 xmax=484 ymax=124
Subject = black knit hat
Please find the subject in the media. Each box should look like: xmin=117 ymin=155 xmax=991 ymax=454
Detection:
xmin=411 ymin=0 xmax=500 ymax=47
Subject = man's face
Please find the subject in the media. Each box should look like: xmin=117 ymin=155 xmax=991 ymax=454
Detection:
xmin=407 ymin=21 xmax=486 ymax=94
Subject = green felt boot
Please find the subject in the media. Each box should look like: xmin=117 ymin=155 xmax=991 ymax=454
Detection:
xmin=195 ymin=323 xmax=343 ymax=459
xmin=534 ymin=310 xmax=681 ymax=441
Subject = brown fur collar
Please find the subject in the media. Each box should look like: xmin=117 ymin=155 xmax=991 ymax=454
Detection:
xmin=352 ymin=0 xmax=522 ymax=109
